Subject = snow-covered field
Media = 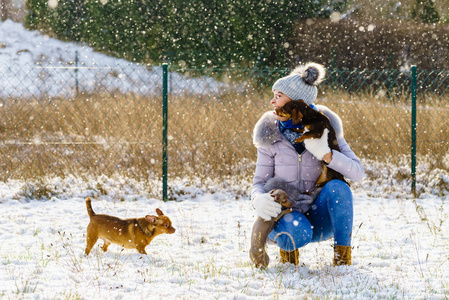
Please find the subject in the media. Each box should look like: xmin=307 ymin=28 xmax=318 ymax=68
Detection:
xmin=0 ymin=176 xmax=448 ymax=299
xmin=1 ymin=19 xmax=448 ymax=299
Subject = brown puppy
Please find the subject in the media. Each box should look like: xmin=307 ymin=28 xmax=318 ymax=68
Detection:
xmin=275 ymin=100 xmax=348 ymax=187
xmin=84 ymin=197 xmax=175 ymax=255
xmin=249 ymin=189 xmax=293 ymax=269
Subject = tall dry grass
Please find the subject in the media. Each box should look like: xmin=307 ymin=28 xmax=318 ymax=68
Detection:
xmin=0 ymin=94 xmax=163 ymax=180
xmin=324 ymin=88 xmax=449 ymax=167
xmin=0 ymin=88 xmax=447 ymax=182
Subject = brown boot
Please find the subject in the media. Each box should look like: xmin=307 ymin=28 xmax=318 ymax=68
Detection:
xmin=333 ymin=245 xmax=352 ymax=266
xmin=279 ymin=249 xmax=299 ymax=265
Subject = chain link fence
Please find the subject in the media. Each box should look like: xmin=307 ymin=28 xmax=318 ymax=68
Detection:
xmin=1 ymin=63 xmax=448 ymax=188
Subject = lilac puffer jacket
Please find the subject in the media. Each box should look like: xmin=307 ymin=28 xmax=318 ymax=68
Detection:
xmin=251 ymin=105 xmax=365 ymax=212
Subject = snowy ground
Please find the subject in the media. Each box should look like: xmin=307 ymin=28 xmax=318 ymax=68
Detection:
xmin=0 ymin=176 xmax=448 ymax=299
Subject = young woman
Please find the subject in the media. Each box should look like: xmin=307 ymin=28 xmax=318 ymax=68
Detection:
xmin=251 ymin=62 xmax=364 ymax=266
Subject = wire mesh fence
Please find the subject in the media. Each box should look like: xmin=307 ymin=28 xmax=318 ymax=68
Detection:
xmin=1 ymin=63 xmax=448 ymax=186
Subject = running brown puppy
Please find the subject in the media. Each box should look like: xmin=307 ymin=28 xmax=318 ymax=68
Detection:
xmin=84 ymin=197 xmax=175 ymax=255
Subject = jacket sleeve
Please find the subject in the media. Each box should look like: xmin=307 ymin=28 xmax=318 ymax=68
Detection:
xmin=251 ymin=146 xmax=275 ymax=201
xmin=327 ymin=137 xmax=365 ymax=182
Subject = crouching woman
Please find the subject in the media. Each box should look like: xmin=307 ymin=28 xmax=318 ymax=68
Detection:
xmin=251 ymin=62 xmax=365 ymax=266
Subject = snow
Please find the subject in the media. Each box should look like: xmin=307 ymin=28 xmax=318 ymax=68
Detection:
xmin=0 ymin=20 xmax=227 ymax=99
xmin=1 ymin=19 xmax=449 ymax=299
xmin=0 ymin=177 xmax=448 ymax=299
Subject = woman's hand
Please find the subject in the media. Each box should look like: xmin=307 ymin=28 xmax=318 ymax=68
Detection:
xmin=304 ymin=128 xmax=332 ymax=161
xmin=252 ymin=193 xmax=282 ymax=221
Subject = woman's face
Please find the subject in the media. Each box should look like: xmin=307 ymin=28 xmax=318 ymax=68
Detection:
xmin=271 ymin=89 xmax=291 ymax=121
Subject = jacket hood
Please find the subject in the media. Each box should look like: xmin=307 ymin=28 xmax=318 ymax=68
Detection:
xmin=252 ymin=105 xmax=344 ymax=148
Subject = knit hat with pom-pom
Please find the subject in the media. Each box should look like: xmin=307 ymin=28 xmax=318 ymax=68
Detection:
xmin=272 ymin=62 xmax=326 ymax=105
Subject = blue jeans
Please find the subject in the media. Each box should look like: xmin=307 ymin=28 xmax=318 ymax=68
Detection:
xmin=268 ymin=180 xmax=353 ymax=251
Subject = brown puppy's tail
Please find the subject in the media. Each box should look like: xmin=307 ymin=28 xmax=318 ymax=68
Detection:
xmin=86 ymin=197 xmax=95 ymax=218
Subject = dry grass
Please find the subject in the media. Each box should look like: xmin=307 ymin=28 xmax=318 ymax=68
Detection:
xmin=0 ymin=87 xmax=447 ymax=182
xmin=324 ymin=88 xmax=449 ymax=168
xmin=0 ymin=94 xmax=163 ymax=180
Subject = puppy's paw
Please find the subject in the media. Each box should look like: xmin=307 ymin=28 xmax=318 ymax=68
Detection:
xmin=269 ymin=189 xmax=291 ymax=207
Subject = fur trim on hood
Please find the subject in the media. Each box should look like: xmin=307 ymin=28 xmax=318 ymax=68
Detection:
xmin=253 ymin=105 xmax=343 ymax=148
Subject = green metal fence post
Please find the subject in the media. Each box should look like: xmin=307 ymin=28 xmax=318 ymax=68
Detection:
xmin=162 ymin=63 xmax=168 ymax=201
xmin=411 ymin=65 xmax=417 ymax=197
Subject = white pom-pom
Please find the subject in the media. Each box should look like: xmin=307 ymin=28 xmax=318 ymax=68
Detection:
xmin=290 ymin=62 xmax=326 ymax=86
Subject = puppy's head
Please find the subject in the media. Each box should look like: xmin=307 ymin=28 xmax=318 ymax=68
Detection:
xmin=275 ymin=100 xmax=308 ymax=125
xmin=145 ymin=208 xmax=176 ymax=234
xmin=269 ymin=189 xmax=293 ymax=208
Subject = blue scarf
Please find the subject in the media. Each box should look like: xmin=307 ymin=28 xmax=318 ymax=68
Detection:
xmin=279 ymin=119 xmax=303 ymax=130
xmin=279 ymin=122 xmax=305 ymax=154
